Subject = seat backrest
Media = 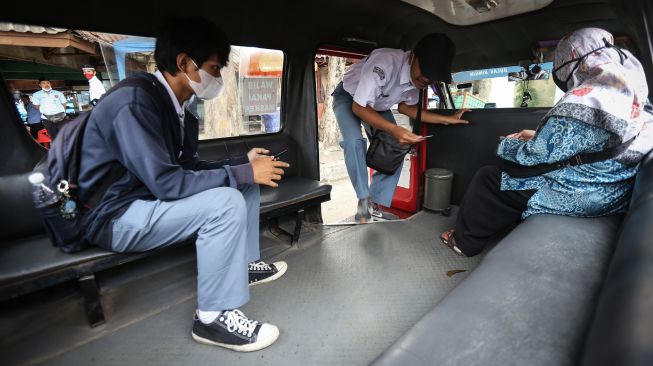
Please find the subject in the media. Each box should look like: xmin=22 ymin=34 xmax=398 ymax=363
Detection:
xmin=0 ymin=74 xmax=46 ymax=176
xmin=0 ymin=74 xmax=47 ymax=241
xmin=424 ymin=107 xmax=547 ymax=204
xmin=197 ymin=132 xmax=299 ymax=177
xmin=580 ymin=151 xmax=653 ymax=366
xmin=0 ymin=172 xmax=46 ymax=241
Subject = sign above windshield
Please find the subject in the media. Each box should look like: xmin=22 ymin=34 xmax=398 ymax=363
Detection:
xmin=452 ymin=62 xmax=552 ymax=83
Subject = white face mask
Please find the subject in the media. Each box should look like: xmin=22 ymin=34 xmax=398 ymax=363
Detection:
xmin=185 ymin=59 xmax=224 ymax=100
xmin=42 ymin=87 xmax=52 ymax=92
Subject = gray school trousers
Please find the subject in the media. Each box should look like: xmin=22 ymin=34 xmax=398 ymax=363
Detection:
xmin=111 ymin=184 xmax=260 ymax=312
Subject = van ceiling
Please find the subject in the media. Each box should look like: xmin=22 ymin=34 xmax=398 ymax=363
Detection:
xmin=0 ymin=0 xmax=645 ymax=71
xmin=399 ymin=0 xmax=555 ymax=26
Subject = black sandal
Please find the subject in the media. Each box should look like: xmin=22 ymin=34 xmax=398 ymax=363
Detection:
xmin=440 ymin=229 xmax=466 ymax=257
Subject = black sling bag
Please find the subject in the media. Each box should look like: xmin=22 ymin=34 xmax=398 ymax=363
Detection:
xmin=500 ymin=135 xmax=636 ymax=178
xmin=501 ymin=103 xmax=653 ymax=178
xmin=366 ymin=89 xmax=424 ymax=175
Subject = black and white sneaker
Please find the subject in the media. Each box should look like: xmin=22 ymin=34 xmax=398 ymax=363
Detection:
xmin=192 ymin=309 xmax=279 ymax=352
xmin=248 ymin=260 xmax=288 ymax=287
xmin=369 ymin=202 xmax=400 ymax=221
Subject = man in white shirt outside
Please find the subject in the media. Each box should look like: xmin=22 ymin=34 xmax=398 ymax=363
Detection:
xmin=32 ymin=76 xmax=68 ymax=139
xmin=332 ymin=33 xmax=471 ymax=223
xmin=82 ymin=65 xmax=106 ymax=106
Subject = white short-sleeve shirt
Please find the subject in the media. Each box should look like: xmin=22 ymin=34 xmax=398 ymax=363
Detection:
xmin=342 ymin=49 xmax=419 ymax=111
xmin=88 ymin=76 xmax=107 ymax=101
xmin=32 ymin=89 xmax=66 ymax=115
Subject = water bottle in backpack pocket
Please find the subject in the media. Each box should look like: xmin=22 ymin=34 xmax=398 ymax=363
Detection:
xmin=29 ymin=172 xmax=88 ymax=253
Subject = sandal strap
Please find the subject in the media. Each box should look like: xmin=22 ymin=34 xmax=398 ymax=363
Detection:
xmin=440 ymin=230 xmax=465 ymax=257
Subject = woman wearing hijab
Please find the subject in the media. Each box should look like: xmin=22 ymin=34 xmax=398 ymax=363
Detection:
xmin=440 ymin=27 xmax=653 ymax=257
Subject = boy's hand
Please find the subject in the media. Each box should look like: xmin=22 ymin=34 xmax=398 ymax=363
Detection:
xmin=250 ymin=156 xmax=289 ymax=188
xmin=392 ymin=126 xmax=425 ymax=145
xmin=247 ymin=147 xmax=270 ymax=162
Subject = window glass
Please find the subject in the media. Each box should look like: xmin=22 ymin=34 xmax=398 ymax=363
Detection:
xmin=0 ymin=22 xmax=284 ymax=146
xmin=449 ymin=62 xmax=564 ymax=109
xmin=99 ymin=39 xmax=285 ymax=140
xmin=205 ymin=46 xmax=284 ymax=139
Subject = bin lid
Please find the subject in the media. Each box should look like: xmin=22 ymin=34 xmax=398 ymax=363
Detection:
xmin=425 ymin=168 xmax=453 ymax=179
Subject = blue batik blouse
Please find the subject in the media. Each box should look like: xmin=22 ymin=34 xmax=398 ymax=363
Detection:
xmin=498 ymin=116 xmax=638 ymax=219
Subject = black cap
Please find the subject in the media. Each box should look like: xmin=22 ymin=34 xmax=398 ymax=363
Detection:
xmin=38 ymin=76 xmax=49 ymax=83
xmin=413 ymin=33 xmax=455 ymax=83
xmin=82 ymin=64 xmax=95 ymax=70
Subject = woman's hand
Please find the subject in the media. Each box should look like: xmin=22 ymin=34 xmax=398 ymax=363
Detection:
xmin=505 ymin=129 xmax=536 ymax=141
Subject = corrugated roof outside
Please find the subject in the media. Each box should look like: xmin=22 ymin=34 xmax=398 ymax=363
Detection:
xmin=75 ymin=31 xmax=128 ymax=45
xmin=0 ymin=23 xmax=66 ymax=34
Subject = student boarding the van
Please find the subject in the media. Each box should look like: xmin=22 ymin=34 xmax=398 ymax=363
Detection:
xmin=332 ymin=33 xmax=470 ymax=223
xmin=77 ymin=17 xmax=289 ymax=352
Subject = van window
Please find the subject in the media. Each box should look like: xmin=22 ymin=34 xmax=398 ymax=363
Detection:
xmin=450 ymin=62 xmax=564 ymax=109
xmin=0 ymin=23 xmax=284 ymax=143
xmin=197 ymin=46 xmax=284 ymax=139
xmin=100 ymin=37 xmax=285 ymax=139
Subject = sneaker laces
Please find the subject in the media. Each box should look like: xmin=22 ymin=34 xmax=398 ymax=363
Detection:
xmin=223 ymin=309 xmax=258 ymax=337
xmin=369 ymin=202 xmax=381 ymax=216
xmin=369 ymin=202 xmax=399 ymax=220
xmin=249 ymin=261 xmax=272 ymax=271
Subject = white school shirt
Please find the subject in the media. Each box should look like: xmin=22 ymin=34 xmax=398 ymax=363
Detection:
xmin=154 ymin=70 xmax=186 ymax=153
xmin=88 ymin=75 xmax=106 ymax=101
xmin=32 ymin=89 xmax=66 ymax=115
xmin=342 ymin=49 xmax=419 ymax=111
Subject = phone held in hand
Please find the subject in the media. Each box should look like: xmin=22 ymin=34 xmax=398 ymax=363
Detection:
xmin=273 ymin=148 xmax=288 ymax=160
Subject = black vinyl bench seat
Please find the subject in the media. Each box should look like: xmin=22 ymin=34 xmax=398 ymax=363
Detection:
xmin=0 ymin=174 xmax=331 ymax=327
xmin=373 ymin=153 xmax=653 ymax=366
xmin=260 ymin=176 xmax=331 ymax=244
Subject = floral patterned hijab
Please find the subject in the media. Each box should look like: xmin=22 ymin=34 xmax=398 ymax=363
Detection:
xmin=547 ymin=27 xmax=653 ymax=165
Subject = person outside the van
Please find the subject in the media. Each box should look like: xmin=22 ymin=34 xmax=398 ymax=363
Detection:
xmin=81 ymin=64 xmax=106 ymax=106
xmin=332 ymin=33 xmax=470 ymax=223
xmin=440 ymin=28 xmax=653 ymax=257
xmin=31 ymin=76 xmax=67 ymax=139
xmin=19 ymin=95 xmax=44 ymax=140
xmin=78 ymin=16 xmax=289 ymax=352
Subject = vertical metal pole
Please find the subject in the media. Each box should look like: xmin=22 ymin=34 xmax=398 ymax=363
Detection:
xmin=642 ymin=1 xmax=653 ymax=72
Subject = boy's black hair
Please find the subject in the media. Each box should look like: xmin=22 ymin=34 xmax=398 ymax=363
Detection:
xmin=38 ymin=76 xmax=50 ymax=83
xmin=155 ymin=16 xmax=231 ymax=76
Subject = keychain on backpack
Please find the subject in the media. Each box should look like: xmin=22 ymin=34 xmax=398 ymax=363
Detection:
xmin=57 ymin=180 xmax=78 ymax=220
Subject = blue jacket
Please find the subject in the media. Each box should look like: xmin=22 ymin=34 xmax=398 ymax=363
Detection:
xmin=79 ymin=73 xmax=252 ymax=248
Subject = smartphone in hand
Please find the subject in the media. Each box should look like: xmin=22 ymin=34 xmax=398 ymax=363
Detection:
xmin=272 ymin=148 xmax=289 ymax=160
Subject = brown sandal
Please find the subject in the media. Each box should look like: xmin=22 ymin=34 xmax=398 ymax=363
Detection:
xmin=439 ymin=229 xmax=466 ymax=257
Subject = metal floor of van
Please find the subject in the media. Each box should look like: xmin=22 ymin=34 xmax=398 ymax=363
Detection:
xmin=1 ymin=209 xmax=487 ymax=366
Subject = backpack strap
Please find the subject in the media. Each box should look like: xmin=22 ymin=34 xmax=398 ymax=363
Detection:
xmin=412 ymin=89 xmax=424 ymax=134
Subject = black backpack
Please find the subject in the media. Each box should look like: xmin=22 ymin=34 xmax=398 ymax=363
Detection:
xmin=35 ymin=75 xmax=164 ymax=252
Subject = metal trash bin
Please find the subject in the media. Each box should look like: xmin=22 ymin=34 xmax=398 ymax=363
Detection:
xmin=423 ymin=168 xmax=453 ymax=215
